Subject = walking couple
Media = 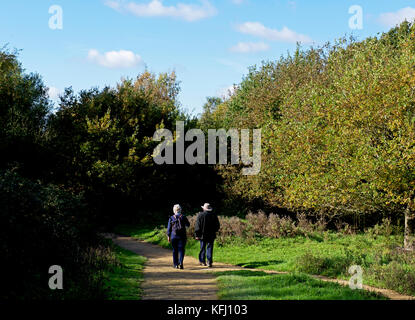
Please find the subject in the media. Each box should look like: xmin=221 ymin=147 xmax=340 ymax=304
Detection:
xmin=166 ymin=203 xmax=220 ymax=270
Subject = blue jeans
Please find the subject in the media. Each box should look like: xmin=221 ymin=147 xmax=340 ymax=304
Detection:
xmin=171 ymin=237 xmax=186 ymax=266
xmin=199 ymin=240 xmax=214 ymax=264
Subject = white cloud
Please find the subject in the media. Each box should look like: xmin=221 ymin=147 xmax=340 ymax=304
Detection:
xmin=236 ymin=22 xmax=312 ymax=44
xmin=288 ymin=1 xmax=297 ymax=10
xmin=87 ymin=49 xmax=143 ymax=68
xmin=379 ymin=7 xmax=415 ymax=27
xmin=105 ymin=0 xmax=217 ymax=22
xmin=48 ymin=87 xmax=61 ymax=101
xmin=231 ymin=0 xmax=244 ymax=4
xmin=105 ymin=0 xmax=121 ymax=10
xmin=229 ymin=41 xmax=269 ymax=53
xmin=218 ymin=85 xmax=237 ymax=99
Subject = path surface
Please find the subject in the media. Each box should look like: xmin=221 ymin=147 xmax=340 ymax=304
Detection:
xmin=107 ymin=234 xmax=415 ymax=300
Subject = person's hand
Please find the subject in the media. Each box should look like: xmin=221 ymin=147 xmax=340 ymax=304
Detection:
xmin=195 ymin=237 xmax=200 ymax=240
xmin=167 ymin=236 xmax=171 ymax=243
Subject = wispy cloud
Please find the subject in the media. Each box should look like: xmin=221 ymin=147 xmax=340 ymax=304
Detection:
xmin=217 ymin=84 xmax=237 ymax=99
xmin=87 ymin=49 xmax=143 ymax=68
xmin=288 ymin=1 xmax=297 ymax=10
xmin=217 ymin=58 xmax=247 ymax=74
xmin=378 ymin=7 xmax=415 ymax=27
xmin=104 ymin=0 xmax=217 ymax=22
xmin=231 ymin=0 xmax=244 ymax=5
xmin=236 ymin=22 xmax=312 ymax=44
xmin=48 ymin=87 xmax=62 ymax=101
xmin=229 ymin=41 xmax=269 ymax=53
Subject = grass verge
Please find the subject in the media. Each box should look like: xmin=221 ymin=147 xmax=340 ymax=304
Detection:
xmin=115 ymin=223 xmax=415 ymax=297
xmin=103 ymin=244 xmax=146 ymax=300
xmin=214 ymin=270 xmax=385 ymax=300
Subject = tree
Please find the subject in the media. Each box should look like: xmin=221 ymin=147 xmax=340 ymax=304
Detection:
xmin=206 ymin=22 xmax=415 ymax=248
xmin=0 ymin=48 xmax=51 ymax=178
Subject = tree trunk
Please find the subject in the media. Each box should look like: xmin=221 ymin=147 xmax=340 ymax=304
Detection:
xmin=404 ymin=205 xmax=414 ymax=250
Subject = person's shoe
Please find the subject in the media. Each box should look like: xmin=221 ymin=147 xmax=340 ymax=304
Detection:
xmin=179 ymin=264 xmax=184 ymax=269
xmin=208 ymin=263 xmax=213 ymax=268
xmin=199 ymin=262 xmax=207 ymax=266
xmin=174 ymin=265 xmax=179 ymax=269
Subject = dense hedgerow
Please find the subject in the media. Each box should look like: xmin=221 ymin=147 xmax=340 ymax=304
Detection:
xmin=184 ymin=211 xmax=328 ymax=245
xmin=0 ymin=170 xmax=117 ymax=299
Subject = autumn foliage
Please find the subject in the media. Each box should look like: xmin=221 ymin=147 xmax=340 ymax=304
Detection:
xmin=202 ymin=22 xmax=415 ymax=247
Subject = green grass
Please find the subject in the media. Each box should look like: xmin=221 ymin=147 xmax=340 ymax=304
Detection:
xmin=114 ymin=225 xmax=388 ymax=300
xmin=114 ymin=223 xmax=400 ymax=275
xmin=104 ymin=245 xmax=146 ymax=300
xmin=114 ymin=224 xmax=415 ymax=297
xmin=214 ymin=270 xmax=386 ymax=300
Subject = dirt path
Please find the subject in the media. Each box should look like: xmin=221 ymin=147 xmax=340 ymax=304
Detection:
xmin=107 ymin=234 xmax=415 ymax=300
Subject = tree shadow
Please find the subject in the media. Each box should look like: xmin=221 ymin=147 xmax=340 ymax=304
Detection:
xmin=214 ymin=270 xmax=268 ymax=277
xmin=236 ymin=260 xmax=284 ymax=269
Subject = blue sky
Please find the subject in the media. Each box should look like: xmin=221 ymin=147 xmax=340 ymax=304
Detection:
xmin=1 ymin=0 xmax=415 ymax=115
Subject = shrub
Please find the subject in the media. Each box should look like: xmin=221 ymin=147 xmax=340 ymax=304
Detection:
xmin=295 ymin=252 xmax=354 ymax=278
xmin=216 ymin=216 xmax=247 ymax=244
xmin=186 ymin=215 xmax=197 ymax=239
xmin=185 ymin=211 xmax=328 ymax=243
xmin=245 ymin=211 xmax=327 ymax=239
xmin=246 ymin=211 xmax=268 ymax=236
xmin=0 ymin=170 xmax=110 ymax=299
xmin=266 ymin=214 xmax=297 ymax=238
xmin=368 ymin=261 xmax=415 ymax=296
xmin=365 ymin=218 xmax=398 ymax=237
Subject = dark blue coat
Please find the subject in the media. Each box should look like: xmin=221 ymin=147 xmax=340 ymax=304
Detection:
xmin=167 ymin=214 xmax=190 ymax=239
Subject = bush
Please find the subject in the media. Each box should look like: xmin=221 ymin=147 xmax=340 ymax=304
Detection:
xmin=365 ymin=218 xmax=400 ymax=237
xmin=216 ymin=216 xmax=247 ymax=245
xmin=0 ymin=170 xmax=112 ymax=299
xmin=188 ymin=211 xmax=328 ymax=244
xmin=295 ymin=252 xmax=354 ymax=278
xmin=245 ymin=211 xmax=327 ymax=239
xmin=368 ymin=248 xmax=415 ymax=295
xmin=186 ymin=215 xmax=197 ymax=239
xmin=295 ymin=247 xmax=372 ymax=278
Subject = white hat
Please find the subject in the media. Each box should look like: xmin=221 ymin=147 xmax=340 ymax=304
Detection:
xmin=201 ymin=203 xmax=213 ymax=211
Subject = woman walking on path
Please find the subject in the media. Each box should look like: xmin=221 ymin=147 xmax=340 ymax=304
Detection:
xmin=167 ymin=204 xmax=190 ymax=269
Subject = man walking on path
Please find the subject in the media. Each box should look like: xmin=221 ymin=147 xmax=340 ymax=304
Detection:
xmin=195 ymin=203 xmax=220 ymax=268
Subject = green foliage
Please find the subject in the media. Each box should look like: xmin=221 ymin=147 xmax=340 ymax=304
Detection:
xmin=204 ymin=22 xmax=415 ymax=228
xmin=0 ymin=48 xmax=51 ymax=178
xmin=0 ymin=170 xmax=112 ymax=299
xmin=47 ymin=71 xmax=220 ymax=225
xmin=367 ymin=248 xmax=415 ymax=295
xmin=0 ymin=48 xmax=219 ymax=298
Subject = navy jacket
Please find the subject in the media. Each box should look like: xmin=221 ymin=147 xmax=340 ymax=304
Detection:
xmin=194 ymin=211 xmax=220 ymax=241
xmin=167 ymin=214 xmax=190 ymax=239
